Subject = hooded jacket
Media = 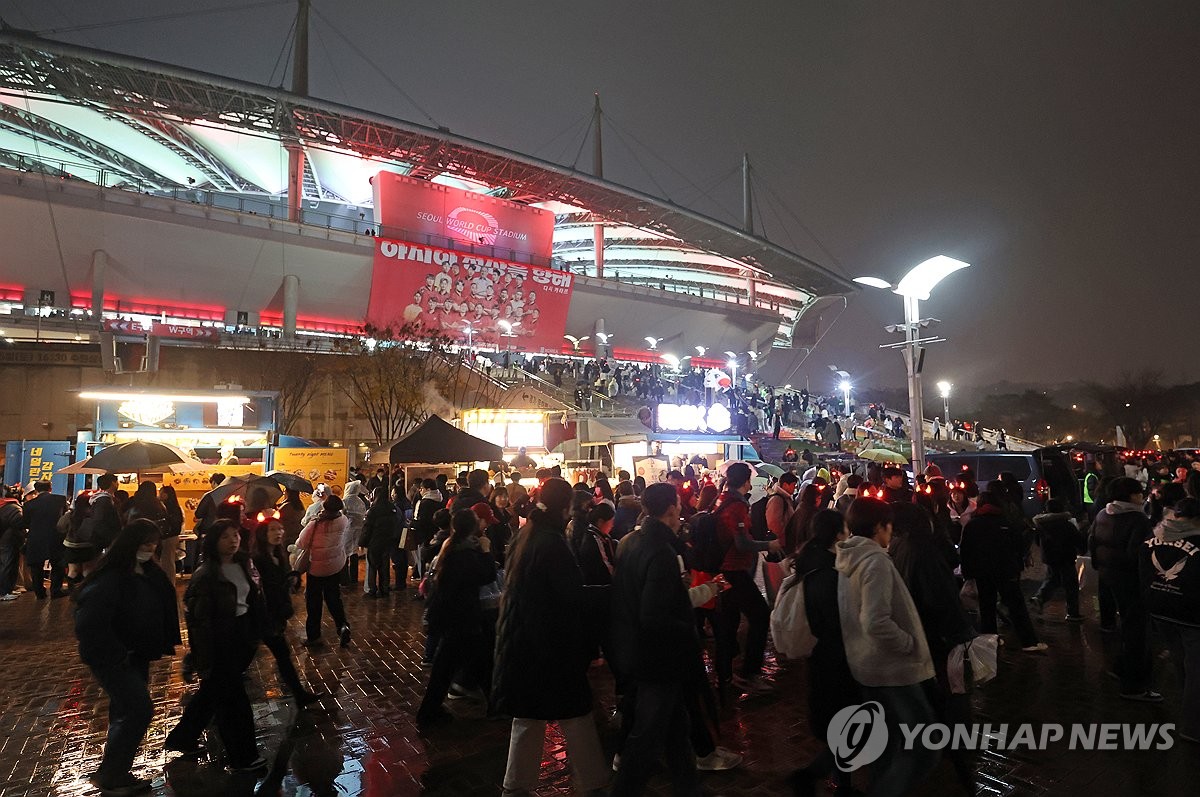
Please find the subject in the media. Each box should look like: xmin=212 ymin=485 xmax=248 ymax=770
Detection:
xmin=1140 ymin=516 xmax=1200 ymax=627
xmin=960 ymin=505 xmax=1024 ymax=582
xmin=1089 ymin=501 xmax=1152 ymax=583
xmin=835 ymin=535 xmax=934 ymax=688
xmin=1033 ymin=511 xmax=1085 ymax=567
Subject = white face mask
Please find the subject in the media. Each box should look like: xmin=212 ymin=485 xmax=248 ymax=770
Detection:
xmin=136 ymin=550 xmax=154 ymax=563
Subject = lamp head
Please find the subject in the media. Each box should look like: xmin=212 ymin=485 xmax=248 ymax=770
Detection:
xmin=853 ymin=276 xmax=893 ymax=290
xmin=839 ymin=380 xmax=851 ymax=393
xmin=893 ymin=256 xmax=970 ymax=300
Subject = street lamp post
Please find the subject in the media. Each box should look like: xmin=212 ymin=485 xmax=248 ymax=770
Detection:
xmin=463 ymin=322 xmax=475 ymax=353
xmin=855 ymin=255 xmax=970 ymax=473
xmin=839 ymin=380 xmax=852 ymax=416
xmin=726 ymin=356 xmax=738 ymax=391
xmin=937 ymin=380 xmax=951 ymax=422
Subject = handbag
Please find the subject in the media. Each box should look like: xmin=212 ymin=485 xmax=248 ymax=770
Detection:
xmin=770 ymin=570 xmax=818 ymax=659
xmin=289 ymin=543 xmax=311 ymax=574
xmin=959 ymin=579 xmax=980 ymax=613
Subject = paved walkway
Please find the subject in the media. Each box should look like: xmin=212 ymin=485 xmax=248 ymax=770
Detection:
xmin=0 ymin=578 xmax=1197 ymax=797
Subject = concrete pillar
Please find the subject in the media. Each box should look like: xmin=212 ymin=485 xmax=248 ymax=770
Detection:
xmin=286 ymin=145 xmax=305 ymax=223
xmin=282 ymin=274 xmax=300 ymax=341
xmin=91 ymin=249 xmax=107 ymax=321
xmin=747 ymin=274 xmax=757 ymax=306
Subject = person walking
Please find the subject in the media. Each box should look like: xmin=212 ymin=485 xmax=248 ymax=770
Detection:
xmin=960 ymin=492 xmax=1046 ymax=652
xmin=0 ymin=485 xmax=25 ymax=600
xmin=295 ymin=495 xmax=353 ymax=647
xmin=1089 ymin=477 xmax=1160 ymax=701
xmin=493 ymin=477 xmax=609 ymax=796
xmin=360 ymin=488 xmax=401 ymax=598
xmin=416 ymin=509 xmax=496 ymax=727
xmin=157 ymin=485 xmax=184 ymax=585
xmin=249 ymin=515 xmax=320 ymax=707
xmin=23 ymin=481 xmax=67 ymax=599
xmin=166 ymin=520 xmax=266 ymax=772
xmin=1141 ymin=497 xmax=1200 ymax=742
xmin=836 ymin=498 xmax=940 ymax=797
xmin=73 ymin=519 xmax=180 ymax=796
xmin=1030 ymin=499 xmax=1085 ymax=621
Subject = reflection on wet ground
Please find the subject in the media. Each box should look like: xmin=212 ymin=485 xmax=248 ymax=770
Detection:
xmin=1 ymin=581 xmax=1198 ymax=796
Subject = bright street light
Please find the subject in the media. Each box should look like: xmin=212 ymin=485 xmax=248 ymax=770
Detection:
xmin=726 ymin=357 xmax=738 ymax=389
xmin=498 ymin=320 xmax=520 ymax=337
xmin=936 ymin=380 xmax=952 ymax=422
xmin=855 ymin=255 xmax=971 ymax=472
xmin=695 ymin=345 xmax=706 ymax=356
xmin=661 ymin=353 xmax=680 ymax=369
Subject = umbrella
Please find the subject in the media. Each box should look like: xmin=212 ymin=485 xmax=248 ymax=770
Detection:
xmin=756 ymin=463 xmax=786 ymax=478
xmin=857 ymin=447 xmax=910 ymax=465
xmin=59 ymin=441 xmax=208 ymax=474
xmin=206 ymin=474 xmax=283 ymax=507
xmin=265 ymin=470 xmax=314 ymax=494
xmin=717 ymin=459 xmax=759 ymax=477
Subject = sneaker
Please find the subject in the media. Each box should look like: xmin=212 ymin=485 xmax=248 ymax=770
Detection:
xmin=338 ymin=626 xmax=351 ymax=647
xmin=1120 ymin=690 xmax=1164 ymax=703
xmin=1065 ymin=615 xmax=1085 ymax=623
xmin=446 ymin=683 xmax=485 ymax=702
xmin=0 ymin=593 xmax=18 ymax=601
xmin=731 ymin=674 xmax=773 ymax=695
xmin=611 ymin=753 xmax=621 ymax=772
xmin=227 ymin=757 xmax=268 ymax=774
xmin=696 ymin=746 xmax=743 ymax=771
xmin=1021 ymin=642 xmax=1049 ymax=653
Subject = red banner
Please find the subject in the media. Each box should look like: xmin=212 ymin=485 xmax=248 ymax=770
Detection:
xmin=371 ymin=172 xmax=554 ymax=259
xmin=366 ymin=238 xmax=574 ymax=350
xmin=104 ymin=319 xmax=220 ymax=342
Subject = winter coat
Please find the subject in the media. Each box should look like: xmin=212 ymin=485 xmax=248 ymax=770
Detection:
xmin=1089 ymin=501 xmax=1153 ymax=586
xmin=250 ymin=550 xmax=295 ymax=635
xmin=296 ymin=513 xmax=350 ymax=578
xmin=183 ymin=554 xmax=265 ymax=675
xmin=1141 ymin=516 xmax=1200 ymax=627
xmin=577 ymin=525 xmax=616 ymax=587
xmin=890 ymin=534 xmax=975 ymax=662
xmin=359 ymin=504 xmax=401 ymax=555
xmin=795 ymin=542 xmax=859 ymax=733
xmin=835 ymin=535 xmax=934 ymax=688
xmin=425 ymin=540 xmax=495 ymax=634
xmin=959 ymin=506 xmax=1024 ymax=582
xmin=612 ymin=495 xmax=642 ymax=541
xmin=610 ymin=517 xmax=702 ymax=683
xmin=493 ymin=519 xmax=595 ymax=720
xmin=1034 ymin=511 xmax=1085 ymax=566
xmin=74 ymin=561 xmax=180 ymax=668
xmin=23 ymin=492 xmax=66 ymax=563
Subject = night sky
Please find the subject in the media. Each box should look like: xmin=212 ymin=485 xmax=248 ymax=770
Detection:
xmin=7 ymin=1 xmax=1199 ymax=391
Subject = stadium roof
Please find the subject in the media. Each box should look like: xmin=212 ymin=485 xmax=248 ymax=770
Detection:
xmin=0 ymin=28 xmax=855 ymax=299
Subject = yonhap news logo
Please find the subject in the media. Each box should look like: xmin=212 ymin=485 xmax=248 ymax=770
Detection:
xmin=827 ymin=702 xmax=1176 ymax=771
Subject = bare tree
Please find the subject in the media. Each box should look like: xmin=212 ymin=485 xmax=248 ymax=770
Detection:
xmin=333 ymin=324 xmax=507 ymax=445
xmin=246 ymin=351 xmax=326 ymax=436
xmin=1085 ymin=369 xmax=1178 ymax=447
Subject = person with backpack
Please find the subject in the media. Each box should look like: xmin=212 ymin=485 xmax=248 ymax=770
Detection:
xmin=784 ymin=509 xmax=858 ymax=796
xmin=1030 ymin=499 xmax=1086 ymax=621
xmin=1141 ymin=497 xmax=1200 ymax=743
xmin=759 ymin=472 xmax=798 ymax=547
xmin=711 ymin=463 xmax=782 ymax=695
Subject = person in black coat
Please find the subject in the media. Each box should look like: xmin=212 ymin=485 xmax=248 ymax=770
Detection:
xmin=359 ymin=488 xmax=401 ymax=598
xmin=0 ymin=486 xmax=24 ymax=599
xmin=23 ymin=482 xmax=67 ymax=599
xmin=250 ymin=516 xmax=319 ymax=706
xmin=416 ymin=509 xmax=496 ymax=727
xmin=609 ymin=483 xmax=704 ymax=795
xmin=960 ymin=492 xmax=1043 ymax=651
xmin=74 ymin=519 xmax=180 ymax=796
xmin=787 ymin=509 xmax=859 ymax=796
xmin=493 ymin=478 xmax=609 ymax=795
xmin=166 ymin=520 xmax=268 ymax=772
xmin=1031 ymin=499 xmax=1086 ymax=620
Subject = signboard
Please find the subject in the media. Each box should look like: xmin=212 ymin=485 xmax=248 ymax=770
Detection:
xmin=164 ymin=462 xmax=264 ymax=531
xmin=0 ymin=345 xmax=102 ymax=367
xmin=633 ymin=454 xmax=670 ymax=484
xmin=372 ymin=171 xmax=554 ymax=258
xmin=104 ymin=319 xmax=220 ymax=342
xmin=271 ymin=447 xmax=350 ymax=507
xmin=656 ymin=403 xmax=733 ymax=434
xmin=3 ymin=440 xmax=72 ymax=495
xmin=365 ymin=237 xmax=574 ymax=350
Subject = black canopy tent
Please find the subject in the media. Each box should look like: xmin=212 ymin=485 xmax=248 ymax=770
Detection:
xmin=373 ymin=415 xmax=503 ymax=465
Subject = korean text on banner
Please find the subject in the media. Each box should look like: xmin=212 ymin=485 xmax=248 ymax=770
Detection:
xmin=272 ymin=448 xmax=350 ymax=507
xmin=365 ymin=238 xmax=575 ymax=351
xmin=371 ymin=172 xmax=554 ymax=259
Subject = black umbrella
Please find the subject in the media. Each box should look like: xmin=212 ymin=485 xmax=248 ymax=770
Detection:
xmin=265 ymin=470 xmax=315 ymax=494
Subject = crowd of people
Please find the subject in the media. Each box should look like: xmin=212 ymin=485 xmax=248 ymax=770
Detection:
xmin=2 ymin=446 xmax=1199 ymax=796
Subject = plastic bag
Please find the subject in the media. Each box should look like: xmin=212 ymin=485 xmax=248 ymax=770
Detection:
xmin=770 ymin=572 xmax=818 ymax=659
xmin=967 ymin=633 xmax=999 ymax=686
xmin=959 ymin=579 xmax=979 ymax=613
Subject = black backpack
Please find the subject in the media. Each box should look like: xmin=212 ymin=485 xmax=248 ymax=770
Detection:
xmin=749 ymin=495 xmax=773 ymax=541
xmin=689 ymin=501 xmax=735 ymax=574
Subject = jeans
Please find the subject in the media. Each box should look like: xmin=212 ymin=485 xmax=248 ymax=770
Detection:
xmin=1035 ymin=561 xmax=1080 ymax=617
xmin=365 ymin=548 xmax=391 ymax=594
xmin=502 ymin=714 xmax=608 ymax=794
xmin=27 ymin=557 xmax=66 ymax=597
xmin=860 ymin=682 xmax=941 ymax=797
xmin=977 ymin=577 xmax=1039 ymax=647
xmin=168 ymin=619 xmax=259 ymax=767
xmin=418 ymin=628 xmax=489 ymax=720
xmin=1157 ymin=621 xmax=1200 ymax=739
xmin=90 ymin=657 xmax=153 ymax=784
xmin=611 ymin=681 xmax=701 ymax=796
xmin=261 ymin=633 xmax=305 ymax=696
xmin=716 ymin=569 xmax=769 ymax=682
xmin=305 ymin=573 xmax=349 ymax=641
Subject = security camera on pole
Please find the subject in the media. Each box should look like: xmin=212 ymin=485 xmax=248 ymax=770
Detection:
xmin=854 ymin=256 xmax=970 ymax=473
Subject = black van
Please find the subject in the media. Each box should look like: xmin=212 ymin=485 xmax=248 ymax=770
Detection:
xmin=925 ymin=448 xmax=1081 ymax=519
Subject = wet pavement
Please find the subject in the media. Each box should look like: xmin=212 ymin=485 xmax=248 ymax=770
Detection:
xmin=1 ymin=578 xmax=1198 ymax=797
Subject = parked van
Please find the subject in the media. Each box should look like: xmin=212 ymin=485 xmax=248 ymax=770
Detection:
xmin=925 ymin=448 xmax=1081 ymax=518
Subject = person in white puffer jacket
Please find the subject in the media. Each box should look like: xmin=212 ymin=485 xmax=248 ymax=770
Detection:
xmin=835 ymin=497 xmax=939 ymax=796
xmin=296 ymin=495 xmax=352 ymax=648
